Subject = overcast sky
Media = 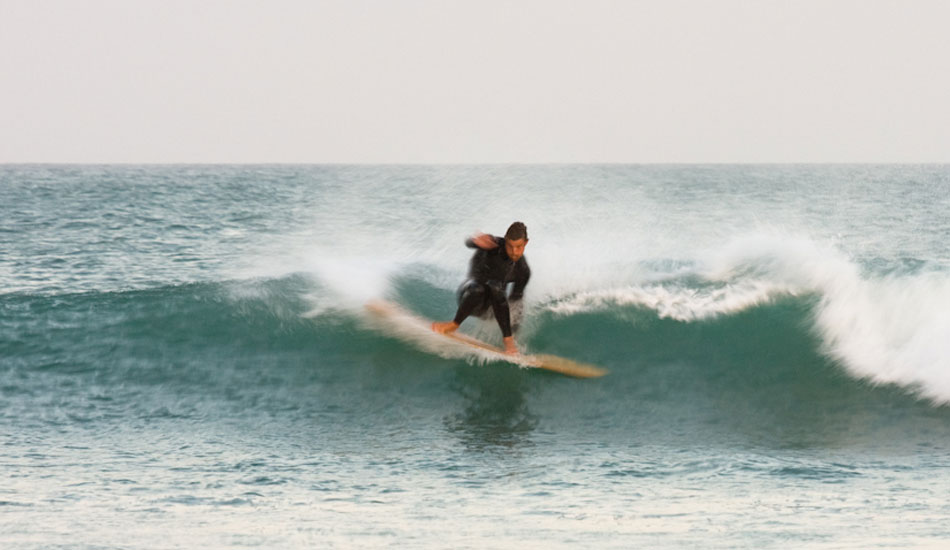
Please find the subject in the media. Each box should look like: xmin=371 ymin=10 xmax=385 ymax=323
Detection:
xmin=2 ymin=0 xmax=949 ymax=163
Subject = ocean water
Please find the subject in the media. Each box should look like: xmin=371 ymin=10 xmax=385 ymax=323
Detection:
xmin=2 ymin=164 xmax=950 ymax=549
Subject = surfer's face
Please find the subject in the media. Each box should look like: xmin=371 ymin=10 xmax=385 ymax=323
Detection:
xmin=505 ymin=238 xmax=527 ymax=261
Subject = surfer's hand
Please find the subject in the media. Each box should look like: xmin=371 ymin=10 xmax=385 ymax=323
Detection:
xmin=503 ymin=336 xmax=518 ymax=355
xmin=471 ymin=233 xmax=498 ymax=250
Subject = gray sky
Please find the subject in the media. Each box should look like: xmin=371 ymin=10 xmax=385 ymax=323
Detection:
xmin=2 ymin=0 xmax=949 ymax=163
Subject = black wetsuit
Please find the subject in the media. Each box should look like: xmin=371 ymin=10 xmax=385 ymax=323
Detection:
xmin=453 ymin=236 xmax=531 ymax=337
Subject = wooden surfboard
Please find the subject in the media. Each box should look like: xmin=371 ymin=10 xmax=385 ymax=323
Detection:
xmin=365 ymin=300 xmax=608 ymax=379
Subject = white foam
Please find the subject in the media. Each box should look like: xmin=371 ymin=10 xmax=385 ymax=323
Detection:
xmin=363 ymin=302 xmax=530 ymax=368
xmin=547 ymin=281 xmax=796 ymax=321
xmin=815 ymin=270 xmax=950 ymax=403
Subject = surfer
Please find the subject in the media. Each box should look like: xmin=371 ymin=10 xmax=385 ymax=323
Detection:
xmin=431 ymin=222 xmax=531 ymax=355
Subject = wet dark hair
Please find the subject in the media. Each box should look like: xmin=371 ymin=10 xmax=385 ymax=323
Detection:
xmin=504 ymin=221 xmax=528 ymax=241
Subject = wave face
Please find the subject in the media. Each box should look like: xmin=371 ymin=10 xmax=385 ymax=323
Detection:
xmin=2 ymin=270 xmax=947 ymax=455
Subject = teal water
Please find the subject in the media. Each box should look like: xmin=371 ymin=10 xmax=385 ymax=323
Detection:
xmin=2 ymin=165 xmax=950 ymax=548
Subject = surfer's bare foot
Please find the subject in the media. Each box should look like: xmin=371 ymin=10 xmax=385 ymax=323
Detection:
xmin=431 ymin=321 xmax=459 ymax=334
xmin=503 ymin=336 xmax=518 ymax=355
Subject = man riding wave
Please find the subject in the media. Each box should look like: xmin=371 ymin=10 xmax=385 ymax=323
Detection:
xmin=432 ymin=222 xmax=530 ymax=355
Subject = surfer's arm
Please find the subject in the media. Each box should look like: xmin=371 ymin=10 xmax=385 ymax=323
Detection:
xmin=465 ymin=233 xmax=500 ymax=250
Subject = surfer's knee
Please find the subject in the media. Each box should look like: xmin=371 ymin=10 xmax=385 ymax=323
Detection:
xmin=485 ymin=280 xmax=508 ymax=304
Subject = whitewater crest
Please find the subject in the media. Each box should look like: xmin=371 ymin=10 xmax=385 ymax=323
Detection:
xmin=543 ymin=234 xmax=950 ymax=404
xmin=546 ymin=280 xmax=798 ymax=322
xmin=704 ymin=235 xmax=950 ymax=404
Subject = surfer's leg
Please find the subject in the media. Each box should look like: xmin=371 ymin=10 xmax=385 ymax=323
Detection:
xmin=485 ymin=281 xmax=513 ymax=338
xmin=433 ymin=280 xmax=488 ymax=334
xmin=453 ymin=280 xmax=490 ymax=324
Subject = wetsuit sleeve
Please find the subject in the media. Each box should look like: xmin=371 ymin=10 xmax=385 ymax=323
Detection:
xmin=509 ymin=261 xmax=531 ymax=301
xmin=465 ymin=235 xmax=503 ymax=249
